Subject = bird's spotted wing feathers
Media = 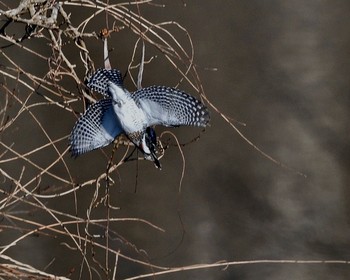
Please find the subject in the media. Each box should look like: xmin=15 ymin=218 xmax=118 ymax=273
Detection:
xmin=69 ymin=99 xmax=123 ymax=156
xmin=132 ymin=86 xmax=210 ymax=127
xmin=86 ymin=68 xmax=124 ymax=97
xmin=71 ymin=69 xmax=209 ymax=162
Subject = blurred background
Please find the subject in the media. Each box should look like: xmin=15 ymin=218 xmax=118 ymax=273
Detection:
xmin=1 ymin=0 xmax=350 ymax=279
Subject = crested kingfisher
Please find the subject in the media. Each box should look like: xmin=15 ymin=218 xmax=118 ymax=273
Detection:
xmin=69 ymin=68 xmax=210 ymax=168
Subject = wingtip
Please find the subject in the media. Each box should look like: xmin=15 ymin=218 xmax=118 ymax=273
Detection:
xmin=203 ymin=108 xmax=211 ymax=126
xmin=69 ymin=146 xmax=79 ymax=159
xmin=197 ymin=105 xmax=210 ymax=127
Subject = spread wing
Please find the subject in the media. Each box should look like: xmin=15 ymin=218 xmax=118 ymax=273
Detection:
xmin=131 ymin=86 xmax=210 ymax=127
xmin=69 ymin=99 xmax=123 ymax=156
xmin=85 ymin=68 xmax=124 ymax=97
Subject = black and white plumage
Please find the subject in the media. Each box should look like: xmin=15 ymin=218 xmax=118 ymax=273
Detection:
xmin=69 ymin=68 xmax=210 ymax=168
xmin=69 ymin=99 xmax=122 ymax=156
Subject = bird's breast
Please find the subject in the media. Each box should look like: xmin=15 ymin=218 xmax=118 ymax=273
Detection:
xmin=112 ymin=99 xmax=146 ymax=134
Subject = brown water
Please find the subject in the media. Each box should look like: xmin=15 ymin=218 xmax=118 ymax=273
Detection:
xmin=1 ymin=1 xmax=350 ymax=279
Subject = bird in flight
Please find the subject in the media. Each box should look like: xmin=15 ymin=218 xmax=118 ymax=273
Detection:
xmin=69 ymin=68 xmax=210 ymax=168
